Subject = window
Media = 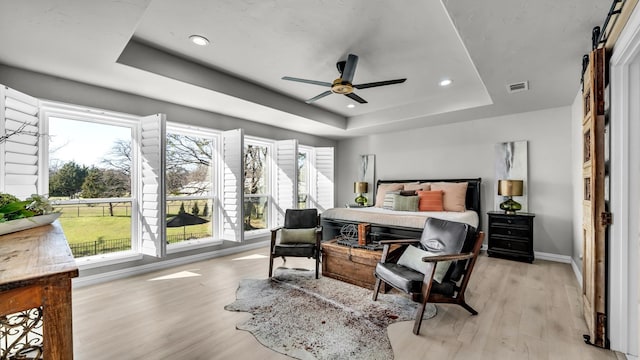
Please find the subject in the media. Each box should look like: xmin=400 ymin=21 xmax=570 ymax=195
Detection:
xmin=298 ymin=147 xmax=311 ymax=208
xmin=1 ymin=85 xmax=334 ymax=264
xmin=244 ymin=138 xmax=271 ymax=233
xmin=47 ymin=116 xmax=136 ymax=259
xmin=165 ymin=124 xmax=219 ymax=247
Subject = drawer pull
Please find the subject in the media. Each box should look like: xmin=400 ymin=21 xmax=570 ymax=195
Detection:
xmin=507 ymin=230 xmax=512 ymax=235
xmin=507 ymin=219 xmax=513 ymax=224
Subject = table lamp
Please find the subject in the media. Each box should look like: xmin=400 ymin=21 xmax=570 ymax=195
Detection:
xmin=498 ymin=179 xmax=523 ymax=214
xmin=354 ymin=181 xmax=369 ymax=206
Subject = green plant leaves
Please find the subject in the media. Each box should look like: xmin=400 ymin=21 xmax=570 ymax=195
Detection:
xmin=0 ymin=200 xmax=36 ymax=222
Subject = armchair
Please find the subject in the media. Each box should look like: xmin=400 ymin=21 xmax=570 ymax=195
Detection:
xmin=372 ymin=217 xmax=485 ymax=335
xmin=269 ymin=208 xmax=322 ymax=279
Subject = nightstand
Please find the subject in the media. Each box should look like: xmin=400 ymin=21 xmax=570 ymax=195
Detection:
xmin=487 ymin=211 xmax=535 ymax=263
xmin=346 ymin=204 xmax=373 ymax=208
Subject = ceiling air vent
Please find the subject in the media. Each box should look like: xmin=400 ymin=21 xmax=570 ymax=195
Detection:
xmin=507 ymin=81 xmax=529 ymax=94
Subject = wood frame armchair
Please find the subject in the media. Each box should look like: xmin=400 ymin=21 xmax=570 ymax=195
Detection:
xmin=372 ymin=217 xmax=485 ymax=335
xmin=269 ymin=209 xmax=322 ymax=279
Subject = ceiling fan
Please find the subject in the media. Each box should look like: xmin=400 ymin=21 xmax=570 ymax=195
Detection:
xmin=282 ymin=54 xmax=406 ymax=104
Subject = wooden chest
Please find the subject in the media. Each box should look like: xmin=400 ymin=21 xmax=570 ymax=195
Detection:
xmin=321 ymin=240 xmax=384 ymax=290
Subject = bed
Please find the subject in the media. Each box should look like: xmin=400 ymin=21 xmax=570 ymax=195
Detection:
xmin=321 ymin=178 xmax=482 ymax=241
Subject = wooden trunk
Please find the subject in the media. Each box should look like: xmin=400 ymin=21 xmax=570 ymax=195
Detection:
xmin=321 ymin=240 xmax=385 ymax=290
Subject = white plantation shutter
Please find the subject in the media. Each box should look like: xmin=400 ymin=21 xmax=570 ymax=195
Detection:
xmin=275 ymin=139 xmax=298 ymax=225
xmin=139 ymin=114 xmax=166 ymax=257
xmin=0 ymin=86 xmax=41 ymax=199
xmin=314 ymin=147 xmax=334 ymax=212
xmin=222 ymin=129 xmax=244 ymax=242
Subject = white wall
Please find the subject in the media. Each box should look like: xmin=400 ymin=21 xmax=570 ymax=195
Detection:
xmin=337 ymin=106 xmax=574 ymax=256
xmin=570 ymin=90 xmax=584 ymax=270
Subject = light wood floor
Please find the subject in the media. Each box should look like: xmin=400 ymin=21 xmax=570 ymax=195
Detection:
xmin=72 ymin=248 xmax=622 ymax=359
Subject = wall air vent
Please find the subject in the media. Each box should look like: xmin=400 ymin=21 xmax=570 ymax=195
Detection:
xmin=507 ymin=81 xmax=529 ymax=93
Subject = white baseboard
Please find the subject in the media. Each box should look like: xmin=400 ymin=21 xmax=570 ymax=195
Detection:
xmin=72 ymin=240 xmax=270 ymax=288
xmin=535 ymin=251 xmax=572 ymax=263
xmin=570 ymin=257 xmax=583 ymax=288
xmin=626 ymin=354 xmax=638 ymax=360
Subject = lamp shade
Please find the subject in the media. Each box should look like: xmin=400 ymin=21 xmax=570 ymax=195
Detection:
xmin=354 ymin=181 xmax=368 ymax=193
xmin=498 ymin=180 xmax=523 ymax=196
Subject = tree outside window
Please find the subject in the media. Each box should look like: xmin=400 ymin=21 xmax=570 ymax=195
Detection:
xmin=165 ymin=130 xmax=216 ymax=245
xmin=298 ymin=150 xmax=309 ymax=208
xmin=244 ymin=142 xmax=269 ymax=231
xmin=48 ymin=117 xmax=133 ymax=258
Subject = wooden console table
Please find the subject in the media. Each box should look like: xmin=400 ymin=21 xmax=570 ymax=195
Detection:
xmin=0 ymin=221 xmax=78 ymax=359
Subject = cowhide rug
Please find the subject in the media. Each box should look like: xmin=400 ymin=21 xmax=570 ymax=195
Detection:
xmin=224 ymin=267 xmax=436 ymax=360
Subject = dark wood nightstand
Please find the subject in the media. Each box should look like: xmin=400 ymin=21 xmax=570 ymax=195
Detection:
xmin=487 ymin=211 xmax=535 ymax=263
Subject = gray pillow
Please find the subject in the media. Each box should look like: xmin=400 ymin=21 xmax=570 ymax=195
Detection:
xmin=383 ymin=191 xmax=401 ymax=209
xmin=397 ymin=245 xmax=451 ymax=283
xmin=280 ymin=228 xmax=317 ymax=244
xmin=392 ymin=195 xmax=419 ymax=211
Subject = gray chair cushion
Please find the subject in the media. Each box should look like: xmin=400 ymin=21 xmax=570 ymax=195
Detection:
xmin=375 ymin=262 xmax=424 ymax=293
xmin=375 ymin=262 xmax=457 ymax=297
xmin=273 ymin=243 xmax=316 ymax=257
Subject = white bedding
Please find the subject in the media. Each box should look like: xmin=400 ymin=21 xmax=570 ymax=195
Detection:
xmin=321 ymin=207 xmax=479 ymax=229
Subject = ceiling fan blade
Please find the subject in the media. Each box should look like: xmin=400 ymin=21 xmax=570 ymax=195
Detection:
xmin=282 ymin=76 xmax=332 ymax=87
xmin=345 ymin=92 xmax=367 ymax=104
xmin=341 ymin=54 xmax=359 ymax=84
xmin=353 ymin=78 xmax=407 ymax=89
xmin=305 ymin=90 xmax=333 ymax=103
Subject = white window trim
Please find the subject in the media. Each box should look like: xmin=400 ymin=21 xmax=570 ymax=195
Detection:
xmin=40 ymin=100 xmax=143 ymax=262
xmin=165 ymin=122 xmax=221 ymax=249
xmin=298 ymin=145 xmax=313 ymax=209
xmin=244 ymin=136 xmax=275 ymax=234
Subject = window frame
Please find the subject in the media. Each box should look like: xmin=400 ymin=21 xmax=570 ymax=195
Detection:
xmin=40 ymin=101 xmax=141 ymax=265
xmin=165 ymin=122 xmax=222 ymax=252
xmin=243 ymin=136 xmax=274 ymax=238
xmin=297 ymin=145 xmax=313 ymax=209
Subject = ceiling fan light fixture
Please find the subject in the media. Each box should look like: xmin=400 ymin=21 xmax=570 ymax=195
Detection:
xmin=189 ymin=35 xmax=210 ymax=46
xmin=331 ymin=78 xmax=353 ymax=94
xmin=439 ymin=79 xmax=453 ymax=87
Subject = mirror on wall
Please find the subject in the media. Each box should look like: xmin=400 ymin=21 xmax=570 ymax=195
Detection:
xmin=356 ymin=154 xmax=375 ymax=206
xmin=494 ymin=141 xmax=528 ymax=211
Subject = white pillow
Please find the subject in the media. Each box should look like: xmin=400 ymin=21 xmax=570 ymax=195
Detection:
xmin=396 ymin=245 xmax=451 ymax=283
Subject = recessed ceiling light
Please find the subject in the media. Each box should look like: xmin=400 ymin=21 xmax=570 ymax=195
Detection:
xmin=439 ymin=79 xmax=453 ymax=87
xmin=189 ymin=35 xmax=209 ymax=46
xmin=347 ymin=104 xmax=355 ymax=108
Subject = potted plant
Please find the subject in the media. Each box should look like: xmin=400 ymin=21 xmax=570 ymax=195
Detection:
xmin=0 ymin=193 xmax=60 ymax=235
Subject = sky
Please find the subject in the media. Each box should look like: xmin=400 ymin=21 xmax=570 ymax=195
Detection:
xmin=48 ymin=117 xmax=131 ymax=167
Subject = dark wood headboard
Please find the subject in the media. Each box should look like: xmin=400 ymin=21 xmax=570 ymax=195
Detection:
xmin=321 ymin=178 xmax=483 ymax=241
xmin=376 ymin=178 xmax=482 ymax=229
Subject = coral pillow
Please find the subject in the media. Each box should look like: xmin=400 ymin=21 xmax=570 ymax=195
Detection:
xmin=417 ymin=190 xmax=444 ymax=211
xmin=374 ymin=183 xmax=404 ymax=207
xmin=404 ymin=182 xmax=430 ymax=191
xmin=430 ymin=182 xmax=468 ymax=212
